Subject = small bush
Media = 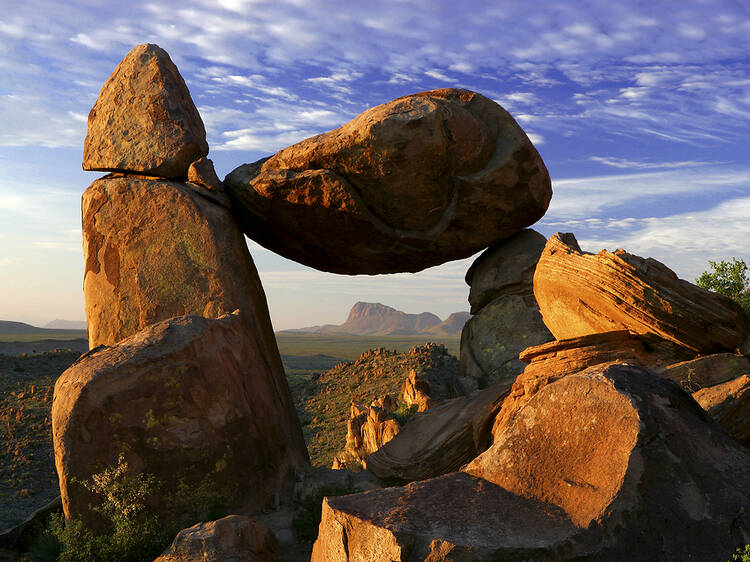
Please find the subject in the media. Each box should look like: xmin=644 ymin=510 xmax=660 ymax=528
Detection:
xmin=394 ymin=402 xmax=418 ymax=425
xmin=731 ymin=544 xmax=750 ymax=562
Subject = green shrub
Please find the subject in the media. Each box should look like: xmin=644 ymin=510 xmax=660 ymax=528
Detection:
xmin=394 ymin=402 xmax=418 ymax=425
xmin=731 ymin=544 xmax=750 ymax=562
xmin=696 ymin=258 xmax=750 ymax=316
xmin=292 ymin=482 xmax=359 ymax=543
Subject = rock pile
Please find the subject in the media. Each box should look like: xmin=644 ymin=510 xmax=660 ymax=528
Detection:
xmin=51 ymin=40 xmax=750 ymax=561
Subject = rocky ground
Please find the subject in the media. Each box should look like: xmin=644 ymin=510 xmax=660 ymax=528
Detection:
xmin=0 ymin=351 xmax=81 ymax=530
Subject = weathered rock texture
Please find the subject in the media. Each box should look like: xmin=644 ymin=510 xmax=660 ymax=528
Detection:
xmin=188 ymin=157 xmax=223 ymax=191
xmin=155 ymin=515 xmax=278 ymax=562
xmin=693 ymin=375 xmax=750 ymax=447
xmin=83 ymin=44 xmax=208 ymax=178
xmin=461 ymin=229 xmax=553 ymax=388
xmin=661 ymin=353 xmax=750 ymax=392
xmin=340 ymin=399 xmax=400 ymax=466
xmin=465 ymin=228 xmax=547 ymax=313
xmin=52 ymin=313 xmax=308 ymax=527
xmin=534 ymin=233 xmax=750 ymax=354
xmin=314 ymin=364 xmax=750 ymax=560
xmin=462 ymin=363 xmax=750 ymax=560
xmin=492 ymin=331 xmax=696 ymax=437
xmin=400 ymin=369 xmax=436 ymax=412
xmin=82 ymin=174 xmax=270 ymax=349
xmin=225 ymin=88 xmax=551 ymax=274
xmin=365 ymin=380 xmax=510 ymax=484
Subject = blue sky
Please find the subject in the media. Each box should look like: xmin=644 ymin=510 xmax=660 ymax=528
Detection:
xmin=2 ymin=0 xmax=749 ymax=329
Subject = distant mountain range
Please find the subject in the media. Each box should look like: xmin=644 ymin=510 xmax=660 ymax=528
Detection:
xmin=0 ymin=320 xmax=86 ymax=334
xmin=281 ymin=302 xmax=470 ymax=337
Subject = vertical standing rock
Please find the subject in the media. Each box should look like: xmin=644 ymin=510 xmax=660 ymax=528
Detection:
xmin=460 ymin=229 xmax=553 ymax=388
xmin=83 ymin=43 xmax=208 ymax=178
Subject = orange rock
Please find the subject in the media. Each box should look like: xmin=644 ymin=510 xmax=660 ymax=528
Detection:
xmin=225 ymin=88 xmax=551 ymax=274
xmin=533 ymin=233 xmax=750 ymax=354
xmin=693 ymin=375 xmax=750 ymax=447
xmin=52 ymin=313 xmax=308 ymax=528
xmin=342 ymin=399 xmax=400 ymax=466
xmin=83 ymin=44 xmax=208 ymax=178
xmin=155 ymin=515 xmax=278 ymax=562
xmin=400 ymin=369 xmax=435 ymax=412
xmin=661 ymin=353 xmax=750 ymax=392
xmin=188 ymin=157 xmax=223 ymax=192
xmin=82 ymin=175 xmax=269 ymax=350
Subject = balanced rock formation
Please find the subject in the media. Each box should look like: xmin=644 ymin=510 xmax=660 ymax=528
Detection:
xmin=155 ymin=515 xmax=278 ymax=562
xmin=225 ymin=88 xmax=551 ymax=274
xmin=534 ymin=233 xmax=750 ymax=354
xmin=313 ymin=364 xmax=750 ymax=560
xmin=83 ymin=44 xmax=208 ymax=178
xmin=693 ymin=375 xmax=750 ymax=447
xmin=366 ymin=380 xmax=510 ymax=484
xmin=82 ymin=175 xmax=266 ymax=349
xmin=461 ymin=229 xmax=553 ymax=388
xmin=52 ymin=313 xmax=309 ymax=527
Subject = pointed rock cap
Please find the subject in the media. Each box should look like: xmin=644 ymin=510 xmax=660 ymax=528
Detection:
xmin=83 ymin=43 xmax=208 ymax=178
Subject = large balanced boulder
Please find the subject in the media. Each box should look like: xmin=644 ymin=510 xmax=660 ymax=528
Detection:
xmin=83 ymin=44 xmax=208 ymax=178
xmin=52 ymin=313 xmax=309 ymax=528
xmin=460 ymin=229 xmax=553 ymax=388
xmin=534 ymin=233 xmax=750 ymax=354
xmin=225 ymin=88 xmax=551 ymax=274
xmin=82 ymin=174 xmax=270 ymax=349
xmin=312 ymin=363 xmax=750 ymax=560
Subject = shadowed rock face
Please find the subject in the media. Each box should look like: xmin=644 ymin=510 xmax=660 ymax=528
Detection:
xmin=225 ymin=88 xmax=551 ymax=274
xmin=534 ymin=232 xmax=750 ymax=354
xmin=53 ymin=313 xmax=309 ymax=529
xmin=83 ymin=44 xmax=208 ymax=178
xmin=312 ymin=364 xmax=750 ymax=561
xmin=693 ymin=374 xmax=750 ymax=447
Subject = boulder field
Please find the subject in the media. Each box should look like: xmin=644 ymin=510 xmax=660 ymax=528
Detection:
xmin=44 ymin=40 xmax=750 ymax=561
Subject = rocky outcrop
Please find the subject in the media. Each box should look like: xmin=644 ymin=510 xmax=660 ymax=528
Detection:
xmin=154 ymin=515 xmax=278 ymax=562
xmin=225 ymin=88 xmax=551 ymax=274
xmin=461 ymin=230 xmax=553 ymax=388
xmin=313 ymin=364 xmax=750 ymax=560
xmin=534 ymin=233 xmax=750 ymax=354
xmin=400 ymin=369 xmax=435 ymax=412
xmin=365 ymin=380 xmax=510 ymax=484
xmin=337 ymin=398 xmax=400 ymax=468
xmin=661 ymin=353 xmax=750 ymax=392
xmin=83 ymin=44 xmax=208 ymax=178
xmin=693 ymin=375 xmax=750 ymax=447
xmin=82 ymin=175 xmax=271 ymax=349
xmin=491 ymin=331 xmax=695 ymax=437
xmin=52 ymin=313 xmax=308 ymax=528
xmin=187 ymin=157 xmax=223 ymax=192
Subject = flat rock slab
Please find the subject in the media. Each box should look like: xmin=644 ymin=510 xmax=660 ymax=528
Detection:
xmin=83 ymin=43 xmax=208 ymax=178
xmin=533 ymin=233 xmax=750 ymax=354
xmin=311 ymin=472 xmax=579 ymax=561
xmin=225 ymin=88 xmax=551 ymax=274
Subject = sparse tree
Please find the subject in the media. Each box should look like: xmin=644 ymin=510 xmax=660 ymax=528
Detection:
xmin=695 ymin=258 xmax=750 ymax=316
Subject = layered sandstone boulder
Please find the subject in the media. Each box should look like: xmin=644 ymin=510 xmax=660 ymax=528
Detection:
xmin=693 ymin=375 xmax=750 ymax=447
xmin=83 ymin=44 xmax=208 ymax=178
xmin=155 ymin=515 xmax=278 ymax=562
xmin=82 ymin=175 xmax=268 ymax=349
xmin=52 ymin=313 xmax=309 ymax=527
xmin=225 ymin=88 xmax=551 ymax=274
xmin=313 ymin=364 xmax=750 ymax=560
xmin=492 ymin=331 xmax=695 ymax=437
xmin=365 ymin=380 xmax=510 ymax=484
xmin=460 ymin=230 xmax=553 ymax=388
xmin=534 ymin=233 xmax=750 ymax=354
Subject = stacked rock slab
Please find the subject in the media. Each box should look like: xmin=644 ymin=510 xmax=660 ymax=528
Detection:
xmin=534 ymin=233 xmax=750 ymax=354
xmin=59 ymin=43 xmax=308 ymax=528
xmin=53 ymin=314 xmax=307 ymax=527
xmin=460 ymin=229 xmax=553 ymax=388
xmin=312 ymin=364 xmax=750 ymax=560
xmin=224 ymin=88 xmax=552 ymax=274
